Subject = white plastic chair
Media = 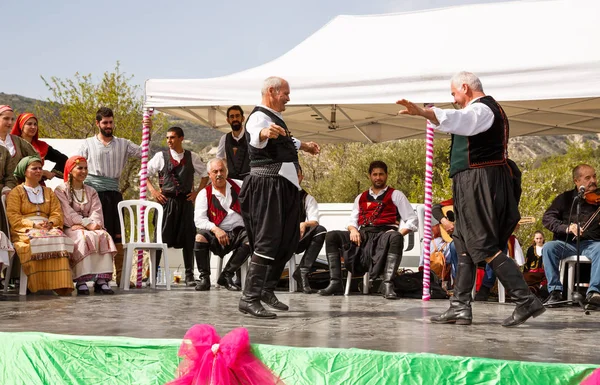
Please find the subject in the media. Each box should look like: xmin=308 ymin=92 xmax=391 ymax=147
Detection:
xmin=118 ymin=200 xmax=169 ymax=291
xmin=1 ymin=195 xmax=25 ymax=296
xmin=345 ymin=271 xmax=370 ymax=296
xmin=559 ymin=255 xmax=592 ymax=301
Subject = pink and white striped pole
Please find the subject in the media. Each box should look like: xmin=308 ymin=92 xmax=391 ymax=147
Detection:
xmin=137 ymin=108 xmax=153 ymax=288
xmin=422 ymin=104 xmax=435 ymax=301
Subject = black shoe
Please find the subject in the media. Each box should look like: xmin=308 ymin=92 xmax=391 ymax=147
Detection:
xmin=194 ymin=276 xmax=211 ymax=291
xmin=94 ymin=282 xmax=114 ymax=295
xmin=217 ymin=273 xmax=241 ymax=291
xmin=543 ymin=290 xmax=565 ymax=308
xmin=491 ymin=253 xmax=545 ymax=327
xmin=318 ymin=252 xmax=344 ymax=296
xmin=185 ymin=275 xmax=197 ymax=287
xmin=293 ymin=267 xmax=315 ymax=294
xmin=474 ymin=285 xmax=491 ymax=302
xmin=430 ymin=303 xmax=473 ymax=325
xmin=261 ymin=290 xmax=289 ymax=311
xmin=585 ymin=291 xmax=600 ymax=310
xmin=239 ymin=261 xmax=277 ymax=318
xmin=76 ymin=282 xmax=90 ymax=296
xmin=381 ymin=253 xmax=402 ymax=300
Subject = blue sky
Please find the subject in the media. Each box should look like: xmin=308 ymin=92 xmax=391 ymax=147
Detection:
xmin=1 ymin=0 xmax=504 ymax=100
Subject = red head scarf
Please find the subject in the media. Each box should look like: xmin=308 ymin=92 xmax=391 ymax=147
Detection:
xmin=0 ymin=105 xmax=13 ymax=115
xmin=11 ymin=112 xmax=50 ymax=159
xmin=64 ymin=156 xmax=87 ymax=182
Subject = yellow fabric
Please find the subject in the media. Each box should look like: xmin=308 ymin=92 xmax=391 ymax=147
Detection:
xmin=6 ymin=185 xmax=73 ymax=293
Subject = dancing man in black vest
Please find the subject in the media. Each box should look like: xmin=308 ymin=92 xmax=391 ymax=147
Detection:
xmin=318 ymin=160 xmax=418 ymax=299
xmin=292 ymin=165 xmax=327 ymax=294
xmin=239 ymin=76 xmax=320 ymax=318
xmin=398 ymin=71 xmax=545 ymax=327
xmin=146 ymin=127 xmax=209 ymax=286
xmin=194 ymin=158 xmax=250 ymax=291
xmin=216 ymin=106 xmax=251 ymax=180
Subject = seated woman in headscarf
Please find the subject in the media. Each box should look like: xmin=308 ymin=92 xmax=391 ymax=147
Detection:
xmin=11 ymin=112 xmax=68 ymax=181
xmin=54 ymin=156 xmax=117 ymax=295
xmin=0 ymin=106 xmax=18 ymax=296
xmin=0 ymin=106 xmax=38 ymax=174
xmin=6 ymin=156 xmax=74 ymax=295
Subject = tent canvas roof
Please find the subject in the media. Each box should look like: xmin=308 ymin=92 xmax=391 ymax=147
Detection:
xmin=144 ymin=0 xmax=600 ymax=143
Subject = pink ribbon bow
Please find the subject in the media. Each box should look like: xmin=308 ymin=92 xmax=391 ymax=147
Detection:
xmin=167 ymin=324 xmax=283 ymax=385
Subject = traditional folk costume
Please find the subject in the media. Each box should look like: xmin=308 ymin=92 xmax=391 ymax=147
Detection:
xmin=54 ymin=156 xmax=116 ymax=294
xmin=217 ymin=129 xmax=251 ymax=180
xmin=291 ymin=190 xmax=327 ymax=294
xmin=6 ymin=157 xmax=74 ymax=294
xmin=319 ymin=186 xmax=418 ymax=299
xmin=429 ymin=95 xmax=544 ymax=327
xmin=238 ymin=105 xmax=303 ymax=318
xmin=11 ymin=113 xmax=68 ymax=179
xmin=147 ymin=149 xmax=207 ymax=285
xmin=78 ymin=135 xmax=140 ymax=285
xmin=194 ymin=178 xmax=250 ymax=291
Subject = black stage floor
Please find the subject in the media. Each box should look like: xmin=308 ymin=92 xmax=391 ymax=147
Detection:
xmin=1 ymin=285 xmax=598 ymax=365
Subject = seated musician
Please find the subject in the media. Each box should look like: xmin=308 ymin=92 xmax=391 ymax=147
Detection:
xmin=542 ymin=164 xmax=600 ymax=309
xmin=432 ymin=199 xmax=458 ymax=280
xmin=318 ymin=160 xmax=418 ymax=299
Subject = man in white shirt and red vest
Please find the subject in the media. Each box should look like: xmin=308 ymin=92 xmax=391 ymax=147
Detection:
xmin=398 ymin=71 xmax=545 ymax=327
xmin=194 ymin=158 xmax=250 ymax=291
xmin=318 ymin=160 xmax=418 ymax=299
xmin=238 ymin=76 xmax=320 ymax=318
xmin=146 ymin=126 xmax=209 ymax=286
xmin=216 ymin=106 xmax=250 ymax=180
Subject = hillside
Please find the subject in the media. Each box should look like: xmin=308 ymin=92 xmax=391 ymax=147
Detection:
xmin=2 ymin=92 xmax=599 ymax=160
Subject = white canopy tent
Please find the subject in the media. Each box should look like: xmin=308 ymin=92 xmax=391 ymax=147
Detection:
xmin=145 ymin=0 xmax=600 ymax=143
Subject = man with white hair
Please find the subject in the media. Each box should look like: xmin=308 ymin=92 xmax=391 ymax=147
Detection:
xmin=238 ymin=76 xmax=320 ymax=318
xmin=397 ymin=71 xmax=545 ymax=327
xmin=194 ymin=158 xmax=250 ymax=291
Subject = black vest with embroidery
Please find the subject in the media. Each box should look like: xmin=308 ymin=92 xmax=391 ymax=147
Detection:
xmin=449 ymin=95 xmax=508 ymax=177
xmin=245 ymin=106 xmax=298 ymax=166
xmin=159 ymin=150 xmax=194 ymax=196
xmin=299 ymin=189 xmax=308 ymax=221
xmin=225 ymin=132 xmax=250 ymax=179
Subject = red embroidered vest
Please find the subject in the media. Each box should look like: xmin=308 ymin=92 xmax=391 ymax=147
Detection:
xmin=206 ymin=179 xmax=241 ymax=226
xmin=357 ymin=188 xmax=398 ymax=227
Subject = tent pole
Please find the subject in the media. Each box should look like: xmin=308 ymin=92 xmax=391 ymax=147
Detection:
xmin=136 ymin=108 xmax=153 ymax=288
xmin=422 ymin=104 xmax=435 ymax=301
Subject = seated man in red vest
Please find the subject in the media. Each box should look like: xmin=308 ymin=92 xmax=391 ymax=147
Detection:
xmin=318 ymin=160 xmax=418 ymax=299
xmin=193 ymin=158 xmax=250 ymax=291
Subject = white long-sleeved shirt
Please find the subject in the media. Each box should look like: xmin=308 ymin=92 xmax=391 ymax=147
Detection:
xmin=194 ymin=179 xmax=244 ymax=232
xmin=303 ymin=193 xmax=319 ymax=222
xmin=347 ymin=186 xmax=418 ymax=233
xmin=146 ymin=149 xmax=208 ymax=179
xmin=216 ymin=129 xmax=245 ymax=160
xmin=431 ymin=97 xmax=495 ymax=136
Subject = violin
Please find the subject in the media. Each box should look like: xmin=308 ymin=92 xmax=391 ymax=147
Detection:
xmin=584 ymin=191 xmax=600 ymax=205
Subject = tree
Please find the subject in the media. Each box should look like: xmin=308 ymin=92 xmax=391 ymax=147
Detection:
xmin=35 ymin=62 xmax=169 ymax=196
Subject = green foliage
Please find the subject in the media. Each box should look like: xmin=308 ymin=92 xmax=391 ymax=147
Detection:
xmin=515 ymin=143 xmax=599 ymax=246
xmin=302 ymin=139 xmax=599 ymax=249
xmin=34 ymin=62 xmax=169 ymax=197
xmin=300 ymin=139 xmax=452 ymax=203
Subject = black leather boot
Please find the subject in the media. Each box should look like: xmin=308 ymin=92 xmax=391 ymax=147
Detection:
xmin=183 ymin=248 xmax=197 ymax=287
xmin=318 ymin=253 xmax=344 ymax=296
xmin=194 ymin=243 xmax=211 ymax=291
xmin=261 ymin=262 xmax=289 ymax=311
xmin=381 ymin=253 xmax=402 ymax=299
xmin=431 ymin=254 xmax=475 ymax=325
xmin=239 ymin=261 xmax=276 ymax=318
xmin=491 ymin=254 xmax=545 ymax=327
xmin=217 ymin=244 xmax=250 ymax=291
xmin=293 ymin=233 xmax=324 ymax=294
